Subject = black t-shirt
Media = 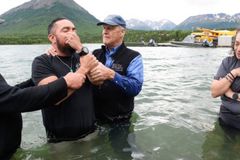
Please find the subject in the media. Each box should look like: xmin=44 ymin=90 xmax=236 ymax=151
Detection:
xmin=32 ymin=54 xmax=95 ymax=141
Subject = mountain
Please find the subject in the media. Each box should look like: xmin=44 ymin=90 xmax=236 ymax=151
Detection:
xmin=126 ymin=19 xmax=151 ymax=30
xmin=175 ymin=13 xmax=240 ymax=30
xmin=0 ymin=18 xmax=4 ymax=24
xmin=145 ymin=19 xmax=176 ymax=30
xmin=125 ymin=13 xmax=240 ymax=31
xmin=233 ymin=13 xmax=240 ymax=22
xmin=0 ymin=0 xmax=100 ymax=36
xmin=126 ymin=19 xmax=176 ymax=30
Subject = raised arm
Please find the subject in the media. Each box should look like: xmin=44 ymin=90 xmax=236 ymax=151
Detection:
xmin=0 ymin=69 xmax=93 ymax=113
xmin=0 ymin=74 xmax=67 ymax=113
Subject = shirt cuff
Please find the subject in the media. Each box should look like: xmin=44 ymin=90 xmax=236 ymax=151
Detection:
xmin=112 ymin=72 xmax=127 ymax=91
xmin=112 ymin=72 xmax=122 ymax=85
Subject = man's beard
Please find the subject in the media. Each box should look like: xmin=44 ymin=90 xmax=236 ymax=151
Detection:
xmin=56 ymin=38 xmax=75 ymax=55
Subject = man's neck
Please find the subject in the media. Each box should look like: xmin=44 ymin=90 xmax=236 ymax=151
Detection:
xmin=106 ymin=42 xmax=122 ymax=50
xmin=56 ymin=50 xmax=70 ymax=57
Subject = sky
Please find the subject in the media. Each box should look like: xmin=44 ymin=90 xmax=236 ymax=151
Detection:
xmin=0 ymin=0 xmax=239 ymax=24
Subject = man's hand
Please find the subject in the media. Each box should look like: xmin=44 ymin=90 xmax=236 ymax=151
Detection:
xmin=87 ymin=74 xmax=104 ymax=86
xmin=88 ymin=63 xmax=115 ymax=85
xmin=63 ymin=72 xmax=86 ymax=89
xmin=65 ymin=32 xmax=83 ymax=52
xmin=77 ymin=54 xmax=98 ymax=75
xmin=231 ymin=68 xmax=240 ymax=77
xmin=46 ymin=46 xmax=58 ymax=56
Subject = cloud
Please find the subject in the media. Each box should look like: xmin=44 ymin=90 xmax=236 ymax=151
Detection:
xmin=1 ymin=0 xmax=239 ymax=25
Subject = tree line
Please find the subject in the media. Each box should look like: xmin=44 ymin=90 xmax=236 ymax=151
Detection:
xmin=0 ymin=30 xmax=191 ymax=44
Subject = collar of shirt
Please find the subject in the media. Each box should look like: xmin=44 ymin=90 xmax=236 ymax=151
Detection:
xmin=105 ymin=45 xmax=121 ymax=57
xmin=105 ymin=45 xmax=121 ymax=67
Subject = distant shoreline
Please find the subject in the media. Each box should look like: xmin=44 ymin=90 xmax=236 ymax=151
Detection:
xmin=0 ymin=30 xmax=191 ymax=45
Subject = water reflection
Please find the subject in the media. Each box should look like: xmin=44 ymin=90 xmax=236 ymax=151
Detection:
xmin=14 ymin=115 xmax=144 ymax=160
xmin=0 ymin=45 xmax=235 ymax=159
xmin=105 ymin=115 xmax=144 ymax=160
xmin=202 ymin=120 xmax=240 ymax=160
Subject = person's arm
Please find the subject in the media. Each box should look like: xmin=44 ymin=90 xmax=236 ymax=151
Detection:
xmin=211 ymin=68 xmax=240 ymax=98
xmin=0 ymin=75 xmax=68 ymax=113
xmin=15 ymin=78 xmax=34 ymax=89
xmin=223 ymin=88 xmax=240 ymax=103
xmin=0 ymin=70 xmax=90 ymax=113
xmin=211 ymin=77 xmax=233 ymax=98
xmin=224 ymin=88 xmax=236 ymax=99
xmin=89 ymin=55 xmax=144 ymax=96
xmin=211 ymin=57 xmax=232 ymax=98
xmin=112 ymin=55 xmax=143 ymax=96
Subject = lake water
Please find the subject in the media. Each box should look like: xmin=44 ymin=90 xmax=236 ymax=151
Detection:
xmin=0 ymin=44 xmax=238 ymax=160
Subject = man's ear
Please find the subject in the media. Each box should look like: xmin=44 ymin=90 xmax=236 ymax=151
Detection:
xmin=120 ymin=29 xmax=126 ymax=38
xmin=48 ymin=34 xmax=56 ymax=43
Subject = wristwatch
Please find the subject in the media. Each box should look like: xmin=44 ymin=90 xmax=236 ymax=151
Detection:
xmin=77 ymin=46 xmax=89 ymax=56
xmin=232 ymin=93 xmax=239 ymax=100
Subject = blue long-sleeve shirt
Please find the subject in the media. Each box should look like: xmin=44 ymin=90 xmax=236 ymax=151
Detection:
xmin=105 ymin=46 xmax=144 ymax=96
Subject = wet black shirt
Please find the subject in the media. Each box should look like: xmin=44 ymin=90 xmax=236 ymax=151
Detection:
xmin=32 ymin=54 xmax=95 ymax=142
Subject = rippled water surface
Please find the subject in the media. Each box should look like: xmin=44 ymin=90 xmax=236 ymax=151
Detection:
xmin=0 ymin=44 xmax=239 ymax=160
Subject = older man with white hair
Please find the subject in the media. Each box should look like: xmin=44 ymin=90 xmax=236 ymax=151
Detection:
xmin=89 ymin=14 xmax=144 ymax=123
